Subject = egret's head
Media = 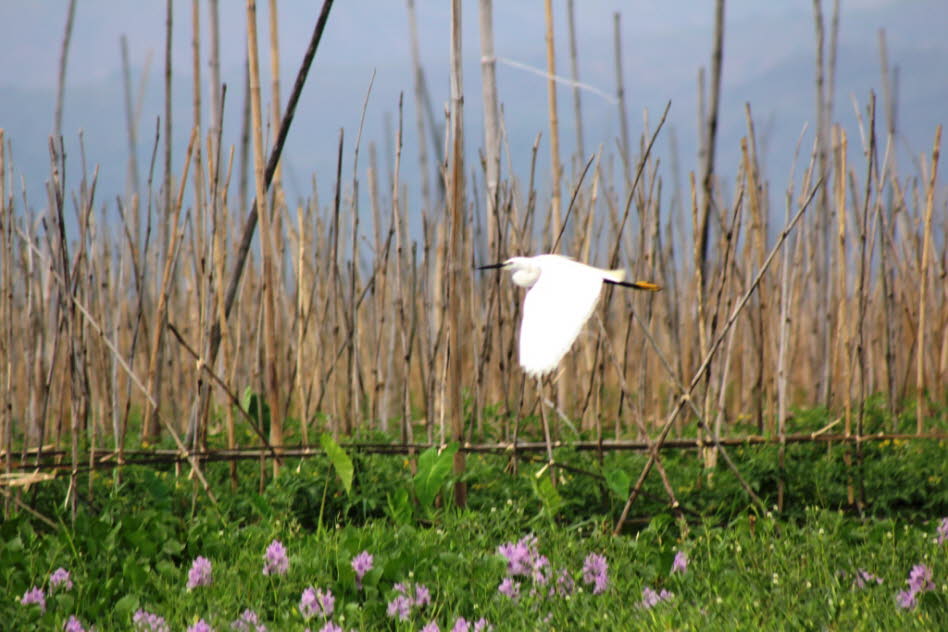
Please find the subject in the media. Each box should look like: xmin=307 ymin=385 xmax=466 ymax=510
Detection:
xmin=477 ymin=256 xmax=540 ymax=288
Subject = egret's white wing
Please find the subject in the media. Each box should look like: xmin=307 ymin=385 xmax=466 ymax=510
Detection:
xmin=518 ymin=258 xmax=604 ymax=377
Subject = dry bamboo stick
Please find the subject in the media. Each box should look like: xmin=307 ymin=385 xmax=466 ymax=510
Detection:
xmin=916 ymin=125 xmax=942 ymax=433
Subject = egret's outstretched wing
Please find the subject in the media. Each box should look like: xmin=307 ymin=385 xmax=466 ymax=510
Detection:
xmin=518 ymin=259 xmax=604 ymax=377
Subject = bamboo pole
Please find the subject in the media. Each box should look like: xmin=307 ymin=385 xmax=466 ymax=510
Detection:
xmin=448 ymin=0 xmax=467 ymax=506
xmin=916 ymin=125 xmax=942 ymax=433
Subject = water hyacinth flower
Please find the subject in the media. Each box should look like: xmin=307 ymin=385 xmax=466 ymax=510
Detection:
xmin=231 ymin=609 xmax=267 ymax=632
xmin=896 ymin=589 xmax=917 ymax=610
xmin=317 ymin=623 xmax=344 ymax=632
xmin=386 ymin=594 xmax=412 ymax=621
xmin=937 ymin=517 xmax=948 ymax=545
xmin=473 ymin=619 xmax=492 ymax=631
xmin=582 ymin=553 xmax=609 ymax=595
xmin=187 ymin=620 xmax=214 ymax=632
xmin=187 ymin=556 xmax=213 ymax=590
xmin=671 ymin=551 xmax=688 ymax=574
xmin=498 ymin=577 xmax=520 ymax=600
xmin=451 ymin=618 xmax=470 ymax=632
xmin=907 ymin=564 xmax=934 ymax=594
xmin=554 ymin=568 xmax=575 ymax=597
xmin=262 ymin=540 xmax=289 ymax=576
xmin=21 ymin=586 xmax=46 ymax=613
xmin=133 ymin=609 xmax=170 ymax=632
xmin=851 ymin=569 xmax=883 ymax=589
xmin=896 ymin=563 xmax=934 ymax=610
xmin=641 ymin=586 xmax=674 ymax=609
xmin=351 ymin=551 xmax=373 ymax=589
xmin=299 ymin=587 xmax=334 ymax=620
xmin=63 ymin=615 xmax=87 ymax=632
xmin=421 ymin=623 xmax=440 ymax=632
xmin=413 ymin=584 xmax=432 ymax=607
xmin=497 ymin=534 xmax=545 ymax=578
xmin=50 ymin=567 xmax=74 ymax=591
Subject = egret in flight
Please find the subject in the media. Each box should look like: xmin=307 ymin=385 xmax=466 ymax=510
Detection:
xmin=479 ymin=254 xmax=660 ymax=486
xmin=479 ymin=254 xmax=661 ymax=377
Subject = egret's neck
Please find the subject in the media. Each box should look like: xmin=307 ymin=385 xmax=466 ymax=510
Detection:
xmin=511 ymin=266 xmax=540 ymax=288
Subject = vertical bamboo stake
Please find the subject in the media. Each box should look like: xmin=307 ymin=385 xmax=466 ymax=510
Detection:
xmin=833 ymin=125 xmax=855 ymax=506
xmin=566 ymin=0 xmax=585 ymax=165
xmin=916 ymin=125 xmax=941 ymax=434
xmin=811 ymin=0 xmax=832 ymax=407
xmin=543 ymin=0 xmax=562 ymax=245
xmin=406 ymin=0 xmax=433 ymax=215
xmin=53 ymin=0 xmax=77 ymax=142
xmin=612 ymin=13 xmax=631 ymax=185
xmin=245 ymin=0 xmax=282 ymax=471
xmin=1 ymin=131 xmax=11 ymax=513
xmin=876 ymin=28 xmax=898 ymax=424
xmin=448 ymin=0 xmax=467 ymax=506
xmin=697 ymin=0 xmax=725 ymax=291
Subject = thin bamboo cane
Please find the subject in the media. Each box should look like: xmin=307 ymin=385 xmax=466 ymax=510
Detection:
xmin=916 ymin=125 xmax=942 ymax=433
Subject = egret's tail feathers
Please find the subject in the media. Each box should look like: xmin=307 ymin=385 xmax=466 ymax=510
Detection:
xmin=605 ymin=278 xmax=663 ymax=291
xmin=602 ymin=268 xmax=627 ymax=284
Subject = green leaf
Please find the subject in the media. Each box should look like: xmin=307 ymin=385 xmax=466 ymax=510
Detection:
xmin=413 ymin=442 xmax=459 ymax=509
xmin=114 ymin=594 xmax=140 ymax=620
xmin=321 ymin=433 xmax=354 ymax=496
xmin=385 ymin=488 xmax=414 ymax=526
xmin=534 ymin=473 xmax=564 ymax=520
xmin=161 ymin=538 xmax=184 ymax=556
xmin=604 ymin=467 xmax=631 ymax=500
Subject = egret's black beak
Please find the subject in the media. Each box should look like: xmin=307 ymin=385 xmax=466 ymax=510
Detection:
xmin=476 ymin=262 xmax=506 ymax=271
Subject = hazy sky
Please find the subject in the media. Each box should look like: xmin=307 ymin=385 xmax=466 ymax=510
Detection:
xmin=1 ymin=1 xmax=944 ymax=226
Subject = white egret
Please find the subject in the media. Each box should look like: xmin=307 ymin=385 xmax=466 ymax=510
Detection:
xmin=479 ymin=254 xmax=661 ymax=377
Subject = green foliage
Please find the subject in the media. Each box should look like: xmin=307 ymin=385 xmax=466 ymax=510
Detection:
xmin=3 ymin=406 xmax=948 ymax=629
xmin=413 ymin=442 xmax=459 ymax=511
xmin=320 ymin=432 xmax=354 ymax=496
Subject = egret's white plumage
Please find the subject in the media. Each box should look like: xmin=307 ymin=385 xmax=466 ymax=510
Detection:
xmin=480 ymin=254 xmax=660 ymax=378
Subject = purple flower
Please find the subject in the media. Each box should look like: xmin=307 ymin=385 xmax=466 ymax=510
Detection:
xmin=231 ymin=609 xmax=267 ymax=632
xmin=263 ymin=540 xmax=289 ymax=576
xmin=351 ymin=551 xmax=373 ymax=589
xmin=671 ymin=551 xmax=688 ymax=574
xmin=414 ymin=584 xmax=432 ymax=607
xmin=582 ymin=553 xmax=609 ymax=595
xmin=896 ymin=589 xmax=917 ymax=609
xmin=50 ymin=567 xmax=74 ymax=591
xmin=498 ymin=577 xmax=520 ymax=600
xmin=641 ymin=586 xmax=674 ymax=609
xmin=851 ymin=569 xmax=883 ymax=589
xmin=473 ymin=619 xmax=492 ymax=632
xmin=908 ymin=564 xmax=934 ymax=594
xmin=133 ymin=609 xmax=170 ymax=632
xmin=21 ymin=586 xmax=46 ymax=613
xmin=451 ymin=618 xmax=470 ymax=632
xmin=187 ymin=620 xmax=213 ymax=632
xmin=300 ymin=587 xmax=334 ymax=620
xmin=421 ymin=623 xmax=440 ymax=632
xmin=554 ymin=568 xmax=575 ymax=597
xmin=497 ymin=535 xmax=540 ymax=576
xmin=937 ymin=517 xmax=948 ymax=545
xmin=186 ymin=556 xmax=213 ymax=590
xmin=317 ymin=624 xmax=344 ymax=632
xmin=63 ymin=616 xmax=87 ymax=632
xmin=386 ymin=594 xmax=411 ymax=621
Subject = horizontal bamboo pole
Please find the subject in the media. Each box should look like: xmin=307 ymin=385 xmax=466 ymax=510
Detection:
xmin=4 ymin=431 xmax=945 ymax=476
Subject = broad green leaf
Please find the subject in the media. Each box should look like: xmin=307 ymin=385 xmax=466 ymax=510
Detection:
xmin=413 ymin=442 xmax=459 ymax=509
xmin=114 ymin=594 xmax=140 ymax=620
xmin=534 ymin=474 xmax=564 ymax=519
xmin=604 ymin=467 xmax=631 ymax=500
xmin=386 ymin=488 xmax=414 ymax=526
xmin=321 ymin=433 xmax=354 ymax=495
